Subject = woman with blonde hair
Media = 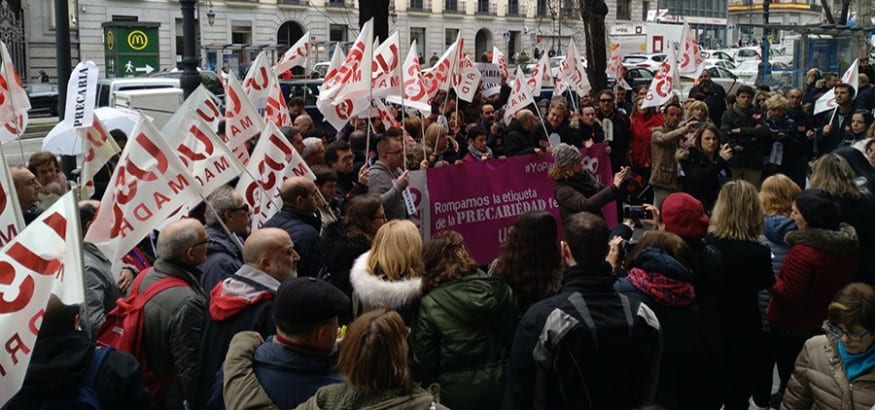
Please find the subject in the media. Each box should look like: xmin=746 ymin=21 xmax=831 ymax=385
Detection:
xmin=423 ymin=122 xmax=463 ymax=167
xmin=349 ymin=220 xmax=424 ymax=324
xmin=410 ymin=231 xmax=518 ymax=410
xmin=704 ymin=180 xmax=776 ymax=410
xmin=781 ymin=283 xmax=875 ymax=409
xmin=809 ymin=153 xmax=875 ymax=283
xmin=296 ymin=308 xmax=445 ymax=409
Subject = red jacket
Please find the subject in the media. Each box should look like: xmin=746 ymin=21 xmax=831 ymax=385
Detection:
xmin=629 ymin=112 xmax=663 ymax=169
xmin=767 ymin=225 xmax=860 ymax=332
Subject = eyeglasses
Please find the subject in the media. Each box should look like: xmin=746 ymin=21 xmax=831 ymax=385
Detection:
xmin=190 ymin=238 xmax=213 ymax=248
xmin=233 ymin=204 xmax=249 ymax=213
xmin=599 ymin=99 xmax=614 ymax=103
xmin=825 ymin=322 xmax=871 ymax=341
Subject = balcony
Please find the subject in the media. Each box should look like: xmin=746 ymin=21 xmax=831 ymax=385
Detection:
xmin=408 ymin=0 xmax=430 ymax=12
xmin=444 ymin=0 xmax=465 ymax=14
xmin=325 ymin=0 xmax=351 ymax=7
xmin=277 ymin=0 xmax=309 ymax=5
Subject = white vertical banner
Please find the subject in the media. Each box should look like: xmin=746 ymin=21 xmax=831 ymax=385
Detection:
xmin=63 ymin=61 xmax=98 ymax=131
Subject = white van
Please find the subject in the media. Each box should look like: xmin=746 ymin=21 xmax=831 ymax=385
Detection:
xmin=113 ymin=88 xmax=183 ymax=130
xmin=96 ymin=78 xmax=179 ymax=108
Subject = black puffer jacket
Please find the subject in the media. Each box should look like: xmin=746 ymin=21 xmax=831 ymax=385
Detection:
xmin=262 ymin=205 xmax=323 ymax=278
xmin=199 ymin=225 xmax=243 ymax=300
xmin=320 ymin=221 xmax=371 ymax=300
xmin=720 ymin=105 xmax=771 ymax=169
xmin=410 ymin=272 xmax=520 ymax=410
xmin=4 ymin=332 xmax=152 ymax=410
xmin=503 ymin=119 xmax=541 ymax=157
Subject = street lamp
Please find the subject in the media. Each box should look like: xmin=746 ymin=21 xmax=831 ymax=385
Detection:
xmin=206 ymin=0 xmax=216 ymax=26
xmin=180 ymin=0 xmax=199 ymax=99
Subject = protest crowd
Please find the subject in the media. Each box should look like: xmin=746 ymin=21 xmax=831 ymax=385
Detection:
xmin=3 ymin=18 xmax=875 ymax=410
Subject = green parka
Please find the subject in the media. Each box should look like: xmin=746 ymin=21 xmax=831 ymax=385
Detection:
xmin=410 ymin=272 xmax=520 ymax=410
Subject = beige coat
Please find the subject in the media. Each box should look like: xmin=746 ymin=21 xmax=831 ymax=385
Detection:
xmin=782 ymin=335 xmax=875 ymax=410
xmin=648 ymin=124 xmax=688 ymax=190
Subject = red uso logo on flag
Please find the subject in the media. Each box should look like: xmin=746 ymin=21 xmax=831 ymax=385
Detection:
xmin=335 ymin=100 xmax=353 ymax=120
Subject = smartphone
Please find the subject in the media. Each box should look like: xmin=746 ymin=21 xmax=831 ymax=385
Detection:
xmin=624 ymin=206 xmax=653 ymax=220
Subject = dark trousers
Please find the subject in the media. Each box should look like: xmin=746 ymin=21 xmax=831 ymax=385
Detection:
xmin=772 ymin=325 xmax=817 ymax=391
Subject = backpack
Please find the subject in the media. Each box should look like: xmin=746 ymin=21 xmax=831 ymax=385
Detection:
xmin=34 ymin=346 xmax=113 ymax=410
xmin=96 ymin=269 xmax=189 ymax=398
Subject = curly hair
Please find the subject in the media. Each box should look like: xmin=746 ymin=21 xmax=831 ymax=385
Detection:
xmin=422 ymin=231 xmax=478 ymax=292
xmin=492 ymin=211 xmax=562 ymax=310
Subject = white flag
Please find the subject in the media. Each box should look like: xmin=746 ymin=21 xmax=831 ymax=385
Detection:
xmin=0 ymin=191 xmax=84 ymax=407
xmin=320 ymin=20 xmax=374 ymax=104
xmin=317 ymin=47 xmax=363 ymax=131
xmin=422 ymin=33 xmax=462 ymax=100
xmin=455 ymin=56 xmax=482 ymax=103
xmin=63 ymin=61 xmax=98 ymax=130
xmin=559 ymin=42 xmax=591 ymax=96
xmin=642 ymin=49 xmax=680 ymax=109
xmin=79 ymin=114 xmax=121 ymax=199
xmin=274 ymin=32 xmax=311 ymax=75
xmin=224 ymin=74 xmax=264 ymax=150
xmin=236 ymin=122 xmax=314 ymax=232
xmin=814 ymin=59 xmax=859 ymax=115
xmin=0 ymin=41 xmax=30 ymax=142
xmin=264 ymin=75 xmax=292 ymax=128
xmin=678 ymin=24 xmax=706 ymax=79
xmin=372 ymin=31 xmax=402 ymax=98
xmin=171 ymin=112 xmax=247 ymax=195
xmin=0 ymin=146 xmax=24 ymax=248
xmin=385 ymin=40 xmax=432 ymax=112
xmin=161 ymin=85 xmax=223 ymax=136
xmin=492 ymin=46 xmax=509 ymax=80
xmin=504 ymin=66 xmax=535 ymax=123
xmin=526 ymin=53 xmax=553 ymax=96
xmin=85 ymin=117 xmax=203 ymax=274
xmin=243 ymin=51 xmax=274 ymax=114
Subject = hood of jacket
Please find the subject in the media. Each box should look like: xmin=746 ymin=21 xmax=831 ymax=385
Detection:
xmin=209 ymin=264 xmax=279 ymax=321
xmin=423 ymin=272 xmax=514 ymax=324
xmin=631 ymin=247 xmax=694 ymax=283
xmin=253 ymin=336 xmax=338 ymax=374
xmin=764 ymin=214 xmax=798 ymax=246
xmin=205 ymin=225 xmax=243 ymax=260
xmin=15 ymin=333 xmax=93 ymax=398
xmin=350 ymin=251 xmax=422 ymax=310
xmin=785 ymin=223 xmax=860 ymax=255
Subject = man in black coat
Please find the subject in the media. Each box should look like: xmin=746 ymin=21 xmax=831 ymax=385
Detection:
xmin=688 ymin=69 xmax=727 ymax=128
xmin=504 ymin=109 xmax=547 ymax=157
xmin=5 ymin=295 xmax=152 ymax=410
xmin=263 ymin=177 xmax=323 ymax=277
xmin=504 ymin=212 xmax=662 ymax=410
xmin=199 ymin=185 xmax=250 ymax=299
xmin=195 ymin=227 xmax=300 ymax=409
xmin=596 ymin=89 xmax=632 ymax=172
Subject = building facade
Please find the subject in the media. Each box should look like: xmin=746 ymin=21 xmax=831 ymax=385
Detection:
xmin=727 ymin=0 xmax=823 ymax=46
xmin=20 ymin=0 xmax=652 ymax=81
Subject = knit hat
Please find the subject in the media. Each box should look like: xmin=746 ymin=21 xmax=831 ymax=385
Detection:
xmin=552 ymin=143 xmax=581 ymax=169
xmin=661 ymin=193 xmax=709 ymax=241
xmin=274 ymin=277 xmax=350 ymax=326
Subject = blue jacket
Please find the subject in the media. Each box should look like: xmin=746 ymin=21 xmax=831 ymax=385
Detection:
xmin=251 ymin=337 xmax=342 ymax=408
xmin=762 ymin=215 xmax=797 ymax=274
xmin=262 ymin=206 xmax=323 ymax=277
xmin=199 ymin=225 xmax=243 ymax=299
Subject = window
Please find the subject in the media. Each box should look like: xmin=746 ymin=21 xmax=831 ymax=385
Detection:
xmin=445 ymin=0 xmax=458 ymax=12
xmin=537 ymin=0 xmax=547 ymax=16
xmin=445 ymin=28 xmax=459 ymax=49
xmin=409 ymin=0 xmax=424 ymax=9
xmin=617 ymin=0 xmax=631 ymax=20
xmin=508 ymin=0 xmax=519 ymax=15
xmin=329 ymin=24 xmax=348 ymax=43
xmin=410 ymin=27 xmax=426 ymax=56
xmin=477 ymin=0 xmax=489 ymax=13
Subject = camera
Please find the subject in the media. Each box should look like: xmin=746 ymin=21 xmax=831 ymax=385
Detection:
xmin=623 ymin=206 xmax=653 ymax=220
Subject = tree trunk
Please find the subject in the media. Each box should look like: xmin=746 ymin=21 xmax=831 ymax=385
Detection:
xmin=820 ymin=0 xmax=835 ymax=24
xmin=839 ymin=0 xmax=851 ymax=25
xmin=580 ymin=0 xmax=609 ymax=94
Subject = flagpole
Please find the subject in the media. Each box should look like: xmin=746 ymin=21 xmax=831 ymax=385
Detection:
xmin=365 ymin=25 xmax=375 ymax=166
xmin=69 ymin=183 xmax=92 ymax=339
xmin=531 ymin=99 xmax=551 ymax=141
xmin=200 ymin=193 xmax=244 ymax=251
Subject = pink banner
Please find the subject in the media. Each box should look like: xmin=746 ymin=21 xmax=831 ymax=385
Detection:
xmin=579 ymin=142 xmax=618 ymax=226
xmin=419 ymin=154 xmax=562 ymax=265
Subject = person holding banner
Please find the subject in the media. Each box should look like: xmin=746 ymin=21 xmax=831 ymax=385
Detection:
xmin=819 ymin=84 xmax=856 ymax=155
xmin=504 ymin=110 xmax=548 ymax=157
xmin=462 ymin=126 xmax=495 ymax=162
xmin=550 ymin=143 xmax=629 ymax=222
xmin=368 ymin=137 xmax=410 ymax=221
xmin=544 ymin=98 xmax=576 ymax=148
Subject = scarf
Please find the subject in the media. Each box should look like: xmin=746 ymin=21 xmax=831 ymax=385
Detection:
xmin=837 ymin=338 xmax=875 ymax=381
xmin=627 ymin=267 xmax=695 ymax=307
xmin=466 ymin=143 xmax=493 ymax=160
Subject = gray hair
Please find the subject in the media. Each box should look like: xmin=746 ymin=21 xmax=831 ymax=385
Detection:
xmin=295 ymin=114 xmax=313 ymax=126
xmin=302 ymin=137 xmax=324 ymax=158
xmin=204 ymin=185 xmax=238 ymax=226
xmin=156 ymin=221 xmax=201 ymax=261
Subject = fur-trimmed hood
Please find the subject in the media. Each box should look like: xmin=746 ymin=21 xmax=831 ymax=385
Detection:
xmin=785 ymin=223 xmax=859 ymax=255
xmin=350 ymin=251 xmax=422 ymax=310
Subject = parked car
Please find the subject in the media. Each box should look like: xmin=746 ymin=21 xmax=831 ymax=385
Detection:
xmin=733 ymin=47 xmax=762 ymax=62
xmin=704 ymin=58 xmax=737 ymax=71
xmin=311 ymin=62 xmax=330 ymax=79
xmin=95 ymin=78 xmax=179 ymax=108
xmin=150 ymin=69 xmax=225 ymax=100
xmin=26 ymin=83 xmax=59 ymax=116
xmin=702 ymin=49 xmax=736 ymax=64
xmin=731 ymin=60 xmax=794 ymax=86
xmin=622 ymin=53 xmax=668 ymax=72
